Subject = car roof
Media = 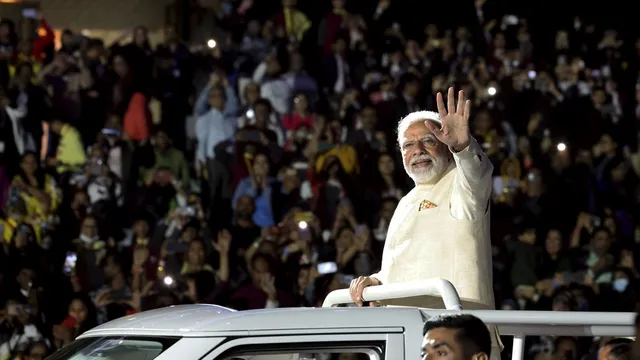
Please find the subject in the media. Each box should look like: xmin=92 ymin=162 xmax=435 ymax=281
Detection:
xmin=80 ymin=304 xmax=425 ymax=338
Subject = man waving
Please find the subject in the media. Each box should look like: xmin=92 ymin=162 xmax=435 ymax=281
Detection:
xmin=349 ymin=88 xmax=500 ymax=358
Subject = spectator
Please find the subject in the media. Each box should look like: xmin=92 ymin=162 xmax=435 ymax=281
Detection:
xmin=422 ymin=314 xmax=492 ymax=360
xmin=1 ymin=3 xmax=640 ymax=357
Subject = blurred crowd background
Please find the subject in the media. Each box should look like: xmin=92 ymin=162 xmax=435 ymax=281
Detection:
xmin=1 ymin=0 xmax=640 ymax=359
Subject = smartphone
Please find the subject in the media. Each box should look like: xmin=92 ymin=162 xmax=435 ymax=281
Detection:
xmin=317 ymin=261 xmax=338 ymax=275
xmin=504 ymin=15 xmax=519 ymax=25
xmin=22 ymin=8 xmax=37 ymax=19
xmin=102 ymin=128 xmax=121 ymax=137
xmin=91 ymin=158 xmax=103 ymax=175
xmin=182 ymin=206 xmax=196 ymax=217
xmin=7 ymin=304 xmax=31 ymax=316
xmin=63 ymin=252 xmax=78 ymax=275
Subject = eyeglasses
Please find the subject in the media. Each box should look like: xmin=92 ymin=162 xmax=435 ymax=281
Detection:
xmin=401 ymin=136 xmax=438 ymax=153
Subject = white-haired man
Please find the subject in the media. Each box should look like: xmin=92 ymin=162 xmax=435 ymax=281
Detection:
xmin=349 ymin=87 xmax=501 ymax=358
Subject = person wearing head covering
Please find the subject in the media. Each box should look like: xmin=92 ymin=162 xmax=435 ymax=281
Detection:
xmin=349 ymin=88 xmax=501 ymax=359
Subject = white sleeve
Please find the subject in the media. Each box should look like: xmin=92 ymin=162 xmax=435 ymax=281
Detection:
xmin=449 ymin=137 xmax=494 ymax=221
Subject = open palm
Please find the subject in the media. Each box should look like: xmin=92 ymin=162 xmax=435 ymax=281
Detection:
xmin=424 ymin=87 xmax=471 ymax=152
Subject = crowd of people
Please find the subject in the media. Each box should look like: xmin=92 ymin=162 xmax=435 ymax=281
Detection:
xmin=1 ymin=0 xmax=640 ymax=359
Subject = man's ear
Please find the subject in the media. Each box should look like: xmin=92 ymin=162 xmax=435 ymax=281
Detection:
xmin=473 ymin=352 xmax=489 ymax=360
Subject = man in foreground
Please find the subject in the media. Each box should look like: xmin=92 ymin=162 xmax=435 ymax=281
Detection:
xmin=422 ymin=314 xmax=492 ymax=360
xmin=349 ymin=88 xmax=499 ymax=356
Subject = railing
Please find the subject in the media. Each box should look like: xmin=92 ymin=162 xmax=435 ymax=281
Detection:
xmin=322 ymin=278 xmax=463 ymax=310
xmin=322 ymin=279 xmax=636 ymax=360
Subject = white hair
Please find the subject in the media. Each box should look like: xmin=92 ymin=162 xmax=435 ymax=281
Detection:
xmin=397 ymin=110 xmax=449 ymax=185
xmin=396 ymin=110 xmax=441 ymax=146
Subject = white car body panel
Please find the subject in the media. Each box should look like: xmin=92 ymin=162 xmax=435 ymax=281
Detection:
xmin=61 ymin=279 xmax=635 ymax=360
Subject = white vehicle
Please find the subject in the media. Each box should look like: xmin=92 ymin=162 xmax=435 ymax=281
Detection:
xmin=46 ymin=279 xmax=636 ymax=360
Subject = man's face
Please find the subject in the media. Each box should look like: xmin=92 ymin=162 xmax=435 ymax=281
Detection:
xmin=16 ymin=268 xmax=35 ymax=290
xmin=255 ymin=103 xmax=270 ymax=125
xmin=400 ymin=121 xmax=450 ymax=184
xmin=236 ymin=195 xmax=255 ymax=219
xmin=422 ymin=328 xmax=466 ymax=360
xmin=81 ymin=218 xmax=98 ymax=238
xmin=155 ymin=132 xmax=170 ymax=149
xmin=103 ymin=258 xmax=120 ymax=280
xmin=251 ymin=257 xmax=271 ymax=283
xmin=246 ymin=83 xmax=260 ymax=104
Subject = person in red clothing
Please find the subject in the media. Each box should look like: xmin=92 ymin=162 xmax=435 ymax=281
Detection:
xmin=20 ymin=11 xmax=55 ymax=64
xmin=52 ymin=294 xmax=96 ymax=349
xmin=123 ymin=92 xmax=153 ymax=142
xmin=318 ymin=0 xmax=348 ymax=54
xmin=282 ymin=92 xmax=313 ymax=132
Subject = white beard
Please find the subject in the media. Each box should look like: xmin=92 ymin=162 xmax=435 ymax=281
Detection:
xmin=404 ymin=154 xmax=449 ymax=184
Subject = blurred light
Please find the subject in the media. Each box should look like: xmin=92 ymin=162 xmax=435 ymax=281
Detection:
xmin=487 ymin=87 xmax=497 ymax=96
xmin=298 ymin=221 xmax=308 ymax=230
xmin=163 ymin=276 xmax=173 ymax=286
xmin=0 ymin=0 xmax=21 ymax=3
xmin=81 ymin=29 xmax=91 ymax=36
xmin=207 ymin=39 xmax=217 ymax=49
xmin=527 ymin=70 xmax=537 ymax=79
xmin=557 ymin=142 xmax=567 ymax=152
xmin=246 ymin=109 xmax=254 ymax=118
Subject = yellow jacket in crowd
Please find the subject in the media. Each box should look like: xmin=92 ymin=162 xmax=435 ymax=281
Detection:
xmin=56 ymin=124 xmax=87 ymax=173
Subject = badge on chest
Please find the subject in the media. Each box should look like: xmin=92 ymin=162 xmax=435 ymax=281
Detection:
xmin=418 ymin=199 xmax=437 ymax=211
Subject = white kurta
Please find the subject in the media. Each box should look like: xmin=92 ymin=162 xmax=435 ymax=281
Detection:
xmin=370 ymin=137 xmax=502 ymax=356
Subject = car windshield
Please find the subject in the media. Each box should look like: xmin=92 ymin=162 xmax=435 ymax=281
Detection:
xmin=46 ymin=336 xmax=179 ymax=360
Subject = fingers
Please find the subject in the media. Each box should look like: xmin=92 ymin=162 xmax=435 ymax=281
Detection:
xmin=456 ymin=90 xmax=465 ymax=115
xmin=436 ymin=92 xmax=447 ymax=119
xmin=349 ymin=276 xmax=365 ymax=307
xmin=447 ymin=87 xmax=455 ymax=115
xmin=464 ymin=99 xmax=471 ymax=121
xmin=349 ymin=278 xmax=359 ymax=304
xmin=424 ymin=120 xmax=443 ymax=138
xmin=355 ymin=281 xmax=368 ymax=307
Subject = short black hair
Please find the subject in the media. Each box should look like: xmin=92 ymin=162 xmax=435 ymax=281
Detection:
xmin=607 ymin=344 xmax=631 ymax=360
xmin=254 ymin=98 xmax=272 ymax=113
xmin=605 ymin=338 xmax=633 ymax=347
xmin=423 ymin=314 xmax=491 ymax=358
